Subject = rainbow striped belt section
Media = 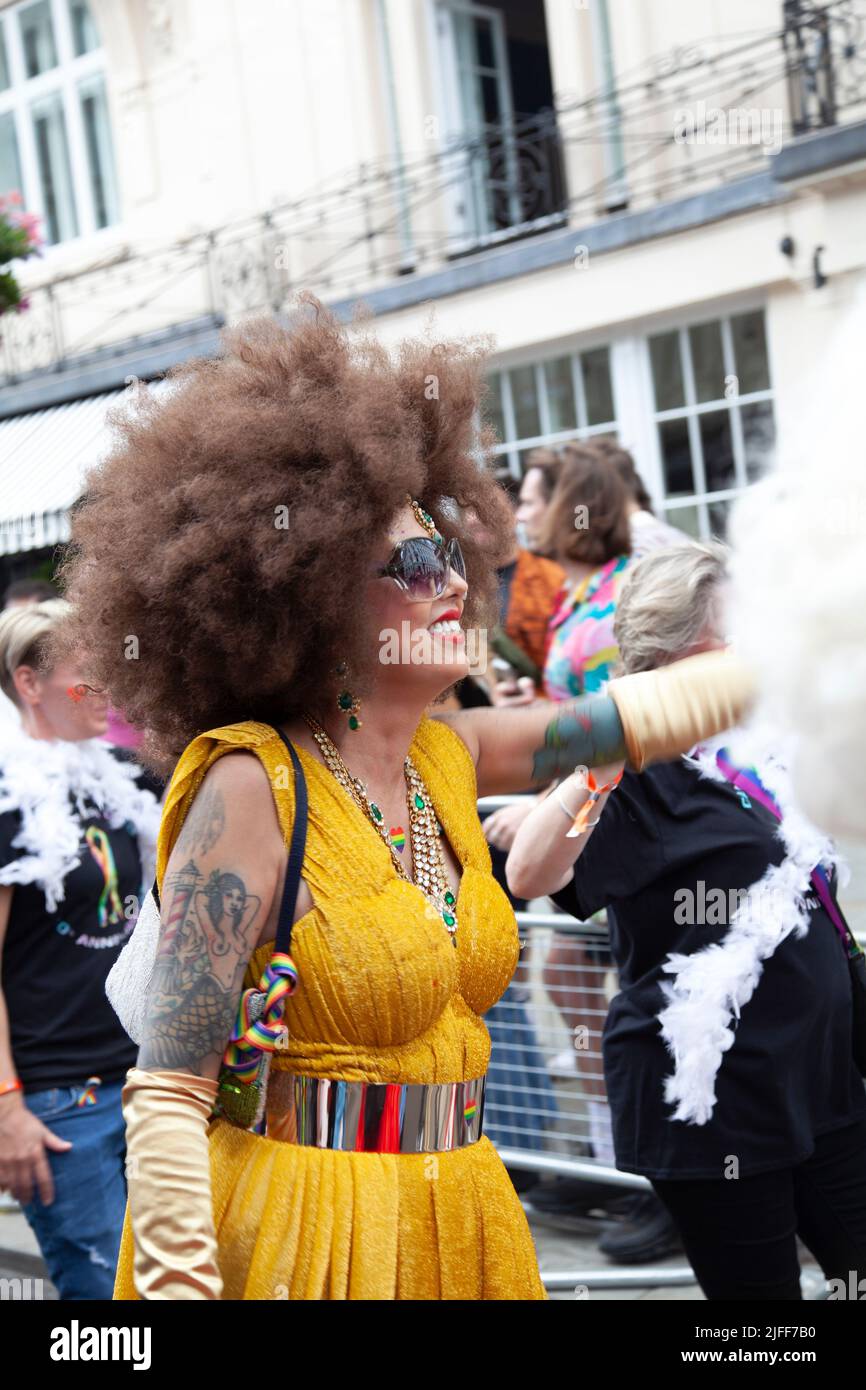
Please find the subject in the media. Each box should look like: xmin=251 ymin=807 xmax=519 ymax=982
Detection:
xmin=263 ymin=1073 xmax=486 ymax=1152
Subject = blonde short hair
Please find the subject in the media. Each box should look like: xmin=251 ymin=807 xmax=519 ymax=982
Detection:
xmin=613 ymin=543 xmax=728 ymax=674
xmin=0 ymin=598 xmax=74 ymax=706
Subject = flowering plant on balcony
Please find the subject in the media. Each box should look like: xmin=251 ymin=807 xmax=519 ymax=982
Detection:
xmin=0 ymin=191 xmax=42 ymax=318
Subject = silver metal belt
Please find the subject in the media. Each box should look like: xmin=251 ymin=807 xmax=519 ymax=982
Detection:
xmin=264 ymin=1073 xmax=486 ymax=1153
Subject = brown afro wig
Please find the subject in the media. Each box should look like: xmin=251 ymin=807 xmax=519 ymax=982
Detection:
xmin=54 ymin=297 xmax=515 ymax=775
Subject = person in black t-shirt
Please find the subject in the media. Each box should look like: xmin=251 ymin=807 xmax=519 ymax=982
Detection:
xmin=0 ymin=601 xmax=161 ymax=1299
xmin=507 ymin=543 xmax=866 ymax=1300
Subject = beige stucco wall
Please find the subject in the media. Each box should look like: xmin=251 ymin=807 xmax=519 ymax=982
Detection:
xmin=4 ymin=0 xmax=864 ymax=450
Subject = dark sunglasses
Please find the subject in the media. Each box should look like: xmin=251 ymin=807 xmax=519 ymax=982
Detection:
xmin=375 ymin=535 xmax=467 ymax=602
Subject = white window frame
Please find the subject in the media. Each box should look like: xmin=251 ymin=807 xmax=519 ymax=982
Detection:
xmin=487 ymin=334 xmax=620 ymax=481
xmin=431 ymin=0 xmax=522 ymax=252
xmin=630 ymin=302 xmax=775 ymax=540
xmin=0 ymin=0 xmax=118 ymax=250
xmin=487 ymin=298 xmax=776 ymax=541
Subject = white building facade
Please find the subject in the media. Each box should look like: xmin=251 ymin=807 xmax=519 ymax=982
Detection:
xmin=2 ymin=0 xmax=866 ymax=572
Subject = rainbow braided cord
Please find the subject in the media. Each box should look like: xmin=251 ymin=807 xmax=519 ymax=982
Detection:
xmin=222 ymin=952 xmax=299 ymax=1081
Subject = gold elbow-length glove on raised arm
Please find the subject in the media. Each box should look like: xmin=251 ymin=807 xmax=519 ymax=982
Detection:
xmin=608 ymin=648 xmax=757 ymax=771
xmin=122 ymin=1066 xmax=223 ymax=1300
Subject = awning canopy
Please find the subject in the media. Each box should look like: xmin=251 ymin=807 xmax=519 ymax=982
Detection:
xmin=0 ymin=382 xmax=170 ymax=557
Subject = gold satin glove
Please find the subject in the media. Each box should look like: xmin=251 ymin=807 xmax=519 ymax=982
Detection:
xmin=607 ymin=648 xmax=756 ymax=772
xmin=122 ymin=1066 xmax=223 ymax=1300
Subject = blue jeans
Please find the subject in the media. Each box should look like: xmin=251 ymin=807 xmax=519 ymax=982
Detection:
xmin=21 ymin=1077 xmax=127 ymax=1300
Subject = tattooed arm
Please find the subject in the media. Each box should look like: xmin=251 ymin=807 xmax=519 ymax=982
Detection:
xmin=432 ymin=694 xmax=627 ymax=798
xmin=121 ymin=752 xmax=284 ymax=1299
xmin=138 ymin=751 xmax=284 ymax=1078
xmin=122 ymin=752 xmax=284 ymax=1298
xmin=433 ymin=649 xmax=755 ymax=796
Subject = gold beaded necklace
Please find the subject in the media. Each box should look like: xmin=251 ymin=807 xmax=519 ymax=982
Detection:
xmin=303 ymin=713 xmax=458 ymax=944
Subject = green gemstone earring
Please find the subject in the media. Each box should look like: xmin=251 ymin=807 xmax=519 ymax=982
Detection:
xmin=335 ymin=663 xmax=362 ymax=731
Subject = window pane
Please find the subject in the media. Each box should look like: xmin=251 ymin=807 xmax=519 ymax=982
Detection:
xmin=474 ymin=17 xmax=495 ymax=70
xmin=484 ymin=371 xmax=507 ymax=444
xmin=80 ymin=75 xmax=118 ymax=227
xmin=0 ymin=24 xmax=10 ymax=91
xmin=479 ymin=74 xmax=500 ymax=125
xmin=20 ymin=0 xmax=58 ymax=78
xmin=581 ymin=346 xmax=614 ymax=425
xmin=689 ymin=320 xmax=725 ymax=403
xmin=663 ymin=504 xmax=701 ymax=540
xmin=658 ymin=416 xmax=693 ymax=496
xmin=740 ymin=400 xmax=776 ymax=482
xmin=544 ymin=356 xmax=577 ymax=433
xmin=32 ymin=94 xmax=78 ymax=242
xmin=731 ymin=310 xmax=770 ymax=394
xmin=699 ymin=410 xmax=735 ymax=493
xmin=70 ymin=0 xmax=100 ymax=56
xmin=0 ymin=112 xmax=22 ymax=194
xmin=509 ymin=365 xmax=541 ymax=440
xmin=649 ymin=331 xmax=684 ymax=411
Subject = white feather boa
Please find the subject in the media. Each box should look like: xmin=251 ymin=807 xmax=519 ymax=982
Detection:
xmin=0 ymin=721 xmax=162 ymax=912
xmin=728 ymin=291 xmax=866 ymax=839
xmin=658 ymin=723 xmax=844 ymax=1126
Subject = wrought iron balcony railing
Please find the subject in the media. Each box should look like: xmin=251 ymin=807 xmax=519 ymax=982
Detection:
xmin=1 ymin=1 xmax=864 ymax=387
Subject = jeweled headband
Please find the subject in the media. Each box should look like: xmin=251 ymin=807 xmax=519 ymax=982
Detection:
xmin=407 ymin=494 xmax=443 ymax=544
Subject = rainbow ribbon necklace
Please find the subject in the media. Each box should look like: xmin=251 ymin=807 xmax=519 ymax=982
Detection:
xmin=714 ymin=748 xmax=856 ymax=955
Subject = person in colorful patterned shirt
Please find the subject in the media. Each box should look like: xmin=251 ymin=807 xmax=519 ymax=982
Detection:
xmin=538 ymin=444 xmax=633 ymax=700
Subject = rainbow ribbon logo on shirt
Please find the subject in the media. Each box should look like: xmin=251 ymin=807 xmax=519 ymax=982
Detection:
xmin=84 ymin=826 xmax=125 ymax=928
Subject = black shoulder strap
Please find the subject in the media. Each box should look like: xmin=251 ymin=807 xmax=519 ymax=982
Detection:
xmin=150 ymin=729 xmax=309 ymax=958
xmin=272 ymin=729 xmax=308 ymax=956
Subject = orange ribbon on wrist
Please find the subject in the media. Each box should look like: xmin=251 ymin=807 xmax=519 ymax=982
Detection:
xmin=565 ymin=768 xmax=623 ymax=839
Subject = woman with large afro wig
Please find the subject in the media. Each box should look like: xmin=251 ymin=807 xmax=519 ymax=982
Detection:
xmin=53 ymin=296 xmax=751 ymax=1301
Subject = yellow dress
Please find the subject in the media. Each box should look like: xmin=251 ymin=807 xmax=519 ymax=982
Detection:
xmin=114 ymin=716 xmax=547 ymax=1300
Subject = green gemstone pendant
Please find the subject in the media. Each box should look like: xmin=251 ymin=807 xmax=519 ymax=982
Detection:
xmin=414 ymin=793 xmax=425 ymax=810
xmin=337 ymin=691 xmax=353 ymax=710
xmin=370 ymin=803 xmax=383 ymax=822
xmin=348 ymin=714 xmax=360 ymax=730
xmin=444 ymin=890 xmax=455 ymax=906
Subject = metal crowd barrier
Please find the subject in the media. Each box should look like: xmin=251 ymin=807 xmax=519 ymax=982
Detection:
xmin=482 ymin=903 xmax=700 ymax=1292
